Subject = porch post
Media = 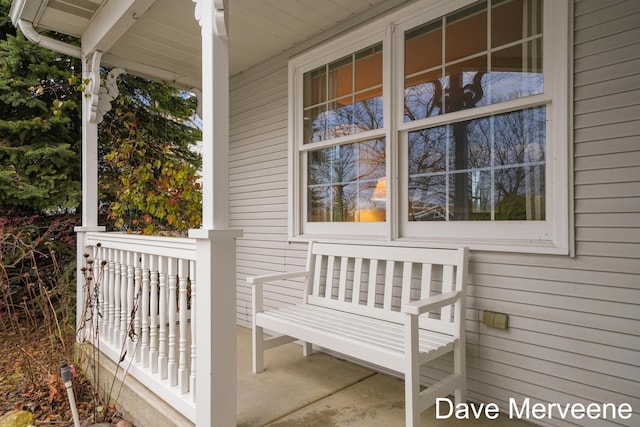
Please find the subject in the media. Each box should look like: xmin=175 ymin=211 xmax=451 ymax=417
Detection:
xmin=75 ymin=52 xmax=105 ymax=338
xmin=190 ymin=1 xmax=242 ymax=426
xmin=81 ymin=52 xmax=100 ymax=228
xmin=198 ymin=0 xmax=229 ymax=230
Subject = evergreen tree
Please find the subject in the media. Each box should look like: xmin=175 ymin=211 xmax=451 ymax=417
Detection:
xmin=0 ymin=0 xmax=201 ymax=230
xmin=0 ymin=0 xmax=81 ymax=212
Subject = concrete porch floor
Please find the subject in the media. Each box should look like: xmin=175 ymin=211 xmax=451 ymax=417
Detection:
xmin=236 ymin=326 xmax=535 ymax=427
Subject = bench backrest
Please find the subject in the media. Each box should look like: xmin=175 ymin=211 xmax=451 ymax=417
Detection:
xmin=303 ymin=242 xmax=468 ymax=336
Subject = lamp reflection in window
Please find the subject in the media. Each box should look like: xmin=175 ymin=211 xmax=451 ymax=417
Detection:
xmin=359 ymin=177 xmax=386 ymax=222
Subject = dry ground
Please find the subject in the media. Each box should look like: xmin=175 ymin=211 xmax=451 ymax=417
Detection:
xmin=0 ymin=320 xmax=102 ymax=426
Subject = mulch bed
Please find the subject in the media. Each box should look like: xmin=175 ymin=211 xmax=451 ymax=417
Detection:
xmin=0 ymin=322 xmax=105 ymax=426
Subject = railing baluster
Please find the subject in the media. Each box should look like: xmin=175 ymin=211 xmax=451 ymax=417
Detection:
xmin=120 ymin=250 xmax=129 ymax=346
xmin=104 ymin=249 xmax=111 ymax=342
xmin=149 ymin=255 xmax=159 ymax=374
xmin=126 ymin=251 xmax=135 ymax=354
xmin=141 ymin=253 xmax=150 ymax=367
xmin=112 ymin=249 xmax=121 ymax=345
xmin=189 ymin=259 xmax=196 ymax=401
xmin=89 ymin=245 xmax=100 ymax=341
xmin=133 ymin=252 xmax=142 ymax=360
xmin=99 ymin=245 xmax=109 ymax=341
xmin=178 ymin=259 xmax=189 ymax=394
xmin=158 ymin=256 xmax=168 ymax=380
xmin=168 ymin=257 xmax=178 ymax=386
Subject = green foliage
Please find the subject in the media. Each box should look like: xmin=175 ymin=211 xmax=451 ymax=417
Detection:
xmin=0 ymin=27 xmax=81 ymax=210
xmin=100 ymin=76 xmax=202 ymax=235
xmin=0 ymin=3 xmax=81 ymax=211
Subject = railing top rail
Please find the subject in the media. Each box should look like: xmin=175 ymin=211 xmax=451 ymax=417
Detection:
xmin=84 ymin=231 xmax=197 ymax=260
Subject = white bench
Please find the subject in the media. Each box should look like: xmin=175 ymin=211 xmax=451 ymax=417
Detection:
xmin=247 ymin=242 xmax=468 ymax=427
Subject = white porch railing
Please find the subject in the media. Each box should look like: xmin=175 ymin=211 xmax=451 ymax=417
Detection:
xmin=81 ymin=232 xmax=197 ymax=422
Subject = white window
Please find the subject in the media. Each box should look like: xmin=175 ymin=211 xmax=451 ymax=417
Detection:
xmin=289 ymin=0 xmax=570 ymax=254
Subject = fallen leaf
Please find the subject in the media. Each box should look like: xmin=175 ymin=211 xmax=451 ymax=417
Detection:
xmin=48 ymin=374 xmax=62 ymax=402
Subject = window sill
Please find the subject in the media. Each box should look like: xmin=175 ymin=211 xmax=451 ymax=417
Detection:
xmin=289 ymin=233 xmax=569 ymax=255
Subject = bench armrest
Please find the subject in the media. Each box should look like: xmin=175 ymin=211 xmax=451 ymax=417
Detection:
xmin=402 ymin=290 xmax=461 ymax=316
xmin=249 ymin=270 xmax=308 ymax=316
xmin=247 ymin=270 xmax=308 ymax=285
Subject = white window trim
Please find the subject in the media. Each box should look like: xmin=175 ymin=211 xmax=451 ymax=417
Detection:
xmin=288 ymin=0 xmax=572 ymax=255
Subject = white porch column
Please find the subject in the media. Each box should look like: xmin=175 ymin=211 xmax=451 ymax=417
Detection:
xmin=191 ymin=1 xmax=242 ymax=426
xmin=75 ymin=52 xmax=105 ymax=337
xmin=81 ymin=52 xmax=100 ymax=227
xmin=199 ymin=0 xmax=229 ymax=229
xmin=189 ymin=229 xmax=241 ymax=426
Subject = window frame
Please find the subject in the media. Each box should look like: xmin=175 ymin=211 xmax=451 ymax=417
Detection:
xmin=289 ymin=25 xmax=392 ymax=239
xmin=288 ymin=0 xmax=571 ymax=254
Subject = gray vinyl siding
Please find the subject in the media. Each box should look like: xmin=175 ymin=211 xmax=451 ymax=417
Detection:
xmin=229 ymin=60 xmax=308 ymax=326
xmin=228 ymin=1 xmax=640 ymax=425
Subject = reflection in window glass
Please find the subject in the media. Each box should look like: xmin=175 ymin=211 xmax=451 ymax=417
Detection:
xmin=303 ymin=43 xmax=383 ymax=143
xmin=408 ymin=106 xmax=545 ymax=221
xmin=308 ymin=139 xmax=386 ymax=222
xmin=445 ymin=1 xmax=487 ymax=63
xmin=404 ymin=0 xmax=543 ymax=122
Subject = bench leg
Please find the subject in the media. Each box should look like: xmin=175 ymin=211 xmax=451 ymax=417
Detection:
xmin=453 ymin=340 xmax=466 ymax=404
xmin=405 ymin=315 xmax=421 ymax=427
xmin=302 ymin=341 xmax=312 ymax=357
xmin=252 ymin=325 xmax=264 ymax=373
xmin=405 ymin=365 xmax=420 ymax=427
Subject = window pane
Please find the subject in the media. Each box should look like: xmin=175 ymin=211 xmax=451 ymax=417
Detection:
xmin=355 ymin=45 xmax=382 ymax=92
xmin=443 ymin=56 xmax=488 ymax=112
xmin=494 ymin=106 xmax=545 ymax=166
xmin=354 ymin=89 xmax=383 ymax=132
xmin=303 ymin=104 xmax=327 ymax=143
xmin=326 ymin=96 xmax=355 ymax=139
xmin=405 ymin=20 xmax=442 ymax=76
xmin=445 ymin=2 xmax=487 ymax=63
xmin=408 ymin=126 xmax=448 ymax=175
xmin=450 ymin=171 xmax=493 ymax=220
xmin=492 ymin=0 xmax=542 ymax=48
xmin=404 ymin=71 xmax=444 ymax=120
xmin=408 ymin=106 xmax=545 ymax=221
xmin=308 ymin=139 xmax=386 ymax=222
xmin=495 ymin=165 xmax=545 ymax=220
xmin=487 ymin=38 xmax=543 ymax=103
xmin=303 ymin=43 xmax=382 ymax=144
xmin=329 ymin=57 xmax=353 ymax=100
xmin=409 ymin=174 xmax=448 ymax=221
xmin=304 ymin=66 xmax=326 ymax=107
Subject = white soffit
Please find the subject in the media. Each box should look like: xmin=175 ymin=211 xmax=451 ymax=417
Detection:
xmin=15 ymin=0 xmax=397 ymax=84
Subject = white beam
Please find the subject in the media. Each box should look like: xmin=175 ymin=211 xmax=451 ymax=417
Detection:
xmin=101 ymin=52 xmax=201 ymax=90
xmin=82 ymin=0 xmax=156 ymax=55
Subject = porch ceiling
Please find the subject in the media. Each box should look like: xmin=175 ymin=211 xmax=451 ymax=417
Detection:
xmin=10 ymin=0 xmax=394 ymax=88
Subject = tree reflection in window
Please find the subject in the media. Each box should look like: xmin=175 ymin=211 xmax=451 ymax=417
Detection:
xmin=303 ymin=44 xmax=383 ymax=143
xmin=408 ymin=106 xmax=545 ymax=221
xmin=404 ymin=0 xmax=543 ymax=122
xmin=308 ymin=139 xmax=386 ymax=222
